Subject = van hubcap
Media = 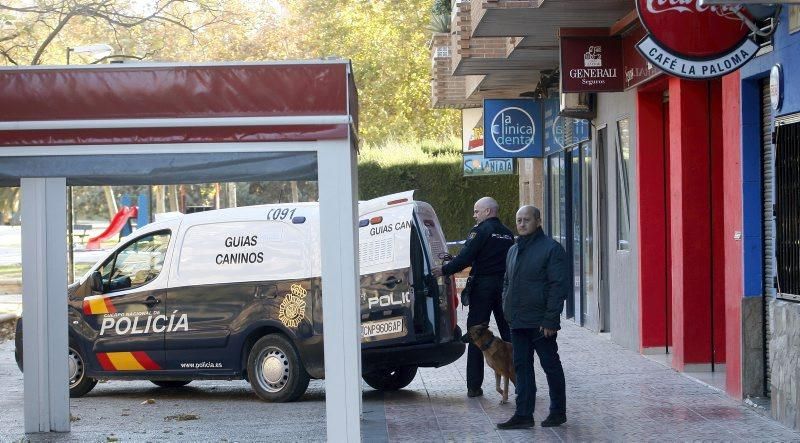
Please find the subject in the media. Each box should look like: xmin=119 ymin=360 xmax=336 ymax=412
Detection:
xmin=68 ymin=348 xmax=83 ymax=388
xmin=259 ymin=348 xmax=289 ymax=392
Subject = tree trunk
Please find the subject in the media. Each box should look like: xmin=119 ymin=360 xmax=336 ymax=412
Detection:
xmin=154 ymin=185 xmax=166 ymax=214
xmin=103 ymin=186 xmax=117 ymax=219
xmin=291 ymin=181 xmax=299 ymax=203
xmin=227 ymin=183 xmax=237 ymax=208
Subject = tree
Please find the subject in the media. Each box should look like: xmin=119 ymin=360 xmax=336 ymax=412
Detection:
xmin=0 ymin=0 xmax=227 ymax=66
xmin=281 ymin=0 xmax=459 ymax=145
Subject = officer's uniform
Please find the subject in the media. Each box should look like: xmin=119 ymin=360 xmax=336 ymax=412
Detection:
xmin=442 ymin=216 xmax=514 ymax=392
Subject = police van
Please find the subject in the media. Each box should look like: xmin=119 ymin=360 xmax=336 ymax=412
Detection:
xmin=15 ymin=191 xmax=465 ymax=402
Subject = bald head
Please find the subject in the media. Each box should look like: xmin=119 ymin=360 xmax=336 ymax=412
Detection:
xmin=473 ymin=197 xmax=499 ymax=224
xmin=515 ymin=205 xmax=541 ymax=236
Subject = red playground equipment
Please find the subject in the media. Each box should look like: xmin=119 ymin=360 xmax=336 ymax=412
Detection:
xmin=85 ymin=206 xmax=138 ymax=250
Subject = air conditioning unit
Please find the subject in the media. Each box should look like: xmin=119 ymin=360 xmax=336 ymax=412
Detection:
xmin=559 ymin=92 xmax=595 ymax=119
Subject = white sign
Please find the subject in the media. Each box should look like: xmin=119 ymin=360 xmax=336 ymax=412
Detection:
xmin=770 ymin=64 xmax=783 ymax=112
xmin=637 ymin=36 xmax=758 ymax=79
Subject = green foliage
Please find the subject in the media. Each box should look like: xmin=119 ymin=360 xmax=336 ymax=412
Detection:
xmin=431 ymin=0 xmax=451 ymax=16
xmin=427 ymin=13 xmax=450 ymax=34
xmin=358 ymin=138 xmax=519 ymax=242
xmin=284 ymin=0 xmax=459 ymax=145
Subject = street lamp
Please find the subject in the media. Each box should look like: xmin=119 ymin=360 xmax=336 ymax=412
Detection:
xmin=66 ymin=43 xmax=113 ymax=65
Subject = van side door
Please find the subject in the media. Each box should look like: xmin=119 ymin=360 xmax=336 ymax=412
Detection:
xmin=84 ymin=231 xmax=171 ymax=373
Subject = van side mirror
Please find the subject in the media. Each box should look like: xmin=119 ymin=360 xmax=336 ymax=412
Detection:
xmin=90 ymin=271 xmax=104 ymax=294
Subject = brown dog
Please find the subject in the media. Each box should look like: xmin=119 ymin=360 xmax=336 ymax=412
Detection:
xmin=468 ymin=323 xmax=516 ymax=404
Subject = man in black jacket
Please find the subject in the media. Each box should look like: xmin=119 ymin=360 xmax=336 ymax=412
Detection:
xmin=497 ymin=205 xmax=569 ymax=430
xmin=432 ymin=196 xmax=514 ymax=398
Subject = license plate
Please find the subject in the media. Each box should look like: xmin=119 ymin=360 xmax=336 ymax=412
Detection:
xmin=361 ymin=317 xmax=404 ymax=339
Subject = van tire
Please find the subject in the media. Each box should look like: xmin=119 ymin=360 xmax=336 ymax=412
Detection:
xmin=69 ymin=344 xmax=97 ymax=398
xmin=150 ymin=380 xmax=191 ymax=388
xmin=362 ymin=366 xmax=417 ymax=391
xmin=247 ymin=334 xmax=309 ymax=402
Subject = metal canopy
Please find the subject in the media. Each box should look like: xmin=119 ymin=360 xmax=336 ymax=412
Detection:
xmin=0 ymin=61 xmax=363 ymax=441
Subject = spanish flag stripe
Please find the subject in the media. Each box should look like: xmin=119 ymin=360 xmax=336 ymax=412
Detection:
xmin=106 ymin=352 xmax=146 ymax=371
xmin=132 ymin=351 xmax=161 ymax=370
xmin=85 ymin=296 xmax=109 ymax=315
xmin=96 ymin=353 xmax=115 ymax=371
xmin=82 ymin=300 xmax=92 ymax=315
xmin=102 ymin=297 xmax=117 ymax=313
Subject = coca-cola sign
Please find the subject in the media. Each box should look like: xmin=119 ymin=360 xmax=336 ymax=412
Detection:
xmin=636 ymin=0 xmax=758 ymax=79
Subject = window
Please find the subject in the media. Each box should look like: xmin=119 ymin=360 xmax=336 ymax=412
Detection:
xmin=615 ymin=119 xmax=631 ymax=251
xmin=100 ymin=231 xmax=171 ymax=292
xmin=435 ymin=46 xmax=451 ymax=58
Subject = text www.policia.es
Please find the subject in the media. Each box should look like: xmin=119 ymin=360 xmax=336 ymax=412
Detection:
xmin=179 ymin=362 xmax=223 ymax=369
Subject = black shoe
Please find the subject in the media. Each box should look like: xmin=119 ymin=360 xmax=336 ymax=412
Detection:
xmin=467 ymin=387 xmax=483 ymax=398
xmin=541 ymin=413 xmax=567 ymax=427
xmin=497 ymin=415 xmax=535 ymax=430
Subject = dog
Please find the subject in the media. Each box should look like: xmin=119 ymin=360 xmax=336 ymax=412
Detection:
xmin=467 ymin=323 xmax=516 ymax=404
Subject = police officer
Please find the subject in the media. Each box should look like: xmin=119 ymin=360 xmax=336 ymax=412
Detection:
xmin=432 ymin=196 xmax=514 ymax=398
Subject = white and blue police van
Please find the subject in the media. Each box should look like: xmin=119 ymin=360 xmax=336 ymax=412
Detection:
xmin=15 ymin=191 xmax=465 ymax=402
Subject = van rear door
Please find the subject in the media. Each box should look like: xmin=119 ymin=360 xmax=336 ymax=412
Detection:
xmin=358 ymin=197 xmax=422 ymax=347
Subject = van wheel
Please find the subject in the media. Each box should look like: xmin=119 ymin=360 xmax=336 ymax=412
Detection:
xmin=247 ymin=334 xmax=309 ymax=402
xmin=69 ymin=345 xmax=97 ymax=398
xmin=150 ymin=380 xmax=191 ymax=388
xmin=362 ymin=366 xmax=418 ymax=391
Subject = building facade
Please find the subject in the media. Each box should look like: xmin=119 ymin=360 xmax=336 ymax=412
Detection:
xmin=430 ymin=0 xmax=800 ymax=430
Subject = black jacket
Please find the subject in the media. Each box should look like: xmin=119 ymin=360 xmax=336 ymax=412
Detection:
xmin=442 ymin=217 xmax=514 ymax=277
xmin=502 ymin=227 xmax=569 ymax=330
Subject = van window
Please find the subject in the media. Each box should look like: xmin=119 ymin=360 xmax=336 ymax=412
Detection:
xmin=100 ymin=231 xmax=171 ymax=292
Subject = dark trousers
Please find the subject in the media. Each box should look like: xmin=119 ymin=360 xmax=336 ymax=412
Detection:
xmin=511 ymin=328 xmax=566 ymax=418
xmin=465 ymin=274 xmax=510 ymax=390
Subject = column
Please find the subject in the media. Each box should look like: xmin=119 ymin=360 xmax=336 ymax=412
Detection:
xmin=317 ymin=140 xmax=362 ymax=442
xmin=21 ymin=177 xmax=70 ymax=433
xmin=668 ymin=78 xmax=714 ymax=370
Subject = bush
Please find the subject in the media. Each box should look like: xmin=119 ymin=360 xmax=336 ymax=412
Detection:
xmin=358 ymin=138 xmax=519 ymax=242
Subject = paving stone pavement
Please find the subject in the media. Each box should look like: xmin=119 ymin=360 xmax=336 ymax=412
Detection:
xmin=1 ymin=314 xmax=800 ymax=441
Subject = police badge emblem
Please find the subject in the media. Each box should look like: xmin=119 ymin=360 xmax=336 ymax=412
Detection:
xmin=279 ymin=284 xmax=307 ymax=328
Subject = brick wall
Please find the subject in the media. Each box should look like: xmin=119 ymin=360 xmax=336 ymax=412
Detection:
xmin=431 ymin=33 xmax=480 ymax=108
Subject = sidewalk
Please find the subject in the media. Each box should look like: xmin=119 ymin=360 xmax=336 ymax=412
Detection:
xmin=1 ymin=316 xmax=799 ymax=441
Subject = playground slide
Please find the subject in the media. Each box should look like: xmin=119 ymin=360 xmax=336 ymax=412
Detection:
xmin=86 ymin=206 xmax=138 ymax=250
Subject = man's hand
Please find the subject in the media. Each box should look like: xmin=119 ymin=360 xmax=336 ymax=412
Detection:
xmin=432 ymin=266 xmax=443 ymax=278
xmin=540 ymin=327 xmax=557 ymax=338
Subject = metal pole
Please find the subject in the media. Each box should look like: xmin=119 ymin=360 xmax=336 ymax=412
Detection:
xmin=66 ymin=186 xmax=74 ymax=284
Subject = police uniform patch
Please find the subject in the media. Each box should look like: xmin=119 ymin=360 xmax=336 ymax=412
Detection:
xmin=468 ymin=232 xmax=477 ymax=240
xmin=279 ymin=284 xmax=308 ymax=328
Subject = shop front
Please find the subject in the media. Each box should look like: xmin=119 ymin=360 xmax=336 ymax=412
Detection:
xmin=735 ymin=5 xmax=800 ymax=429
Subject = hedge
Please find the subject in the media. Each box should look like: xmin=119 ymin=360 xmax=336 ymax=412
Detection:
xmin=358 ymin=139 xmax=519 ymax=242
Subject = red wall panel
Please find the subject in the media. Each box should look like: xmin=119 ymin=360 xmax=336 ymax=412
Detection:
xmin=722 ymin=71 xmax=743 ymax=398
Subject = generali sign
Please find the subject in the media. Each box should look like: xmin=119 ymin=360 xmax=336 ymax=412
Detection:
xmin=636 ymin=0 xmax=758 ymax=79
xmin=561 ymin=36 xmax=624 ymax=92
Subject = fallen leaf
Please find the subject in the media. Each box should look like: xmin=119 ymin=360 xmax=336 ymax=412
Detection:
xmin=141 ymin=398 xmax=155 ymax=405
xmin=165 ymin=414 xmax=199 ymax=421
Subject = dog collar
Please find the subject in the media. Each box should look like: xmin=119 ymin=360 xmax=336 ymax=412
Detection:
xmin=478 ymin=335 xmax=495 ymax=351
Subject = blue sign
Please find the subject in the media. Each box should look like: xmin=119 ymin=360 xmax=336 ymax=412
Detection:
xmin=484 ymin=99 xmax=543 ymax=158
xmin=463 ymin=153 xmax=514 ymax=176
xmin=543 ymin=96 xmax=590 ymax=155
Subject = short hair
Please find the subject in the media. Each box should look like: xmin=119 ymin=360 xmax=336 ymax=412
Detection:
xmin=517 ymin=205 xmax=541 ymax=221
xmin=476 ymin=197 xmax=499 ymax=215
